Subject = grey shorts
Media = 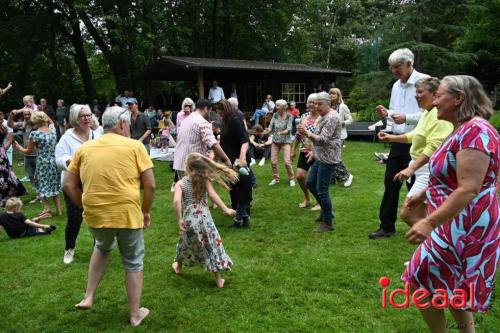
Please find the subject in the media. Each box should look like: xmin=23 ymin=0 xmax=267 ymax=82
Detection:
xmin=24 ymin=156 xmax=37 ymax=178
xmin=88 ymin=227 xmax=145 ymax=272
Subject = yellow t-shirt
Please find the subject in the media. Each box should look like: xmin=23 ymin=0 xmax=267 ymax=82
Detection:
xmin=68 ymin=133 xmax=154 ymax=229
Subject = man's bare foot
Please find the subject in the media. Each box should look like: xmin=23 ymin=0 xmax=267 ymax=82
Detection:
xmin=130 ymin=307 xmax=150 ymax=327
xmin=216 ymin=278 xmax=225 ymax=288
xmin=75 ymin=297 xmax=93 ymax=310
xmin=171 ymin=262 xmax=182 ymax=275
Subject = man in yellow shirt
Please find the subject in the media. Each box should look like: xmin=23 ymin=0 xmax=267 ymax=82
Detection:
xmin=63 ymin=106 xmax=155 ymax=327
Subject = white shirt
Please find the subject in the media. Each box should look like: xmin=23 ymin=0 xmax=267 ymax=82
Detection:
xmin=208 ymin=86 xmax=225 ymax=103
xmin=55 ymin=128 xmax=100 ymax=171
xmin=387 ymin=69 xmax=429 ymax=134
xmin=261 ymin=100 xmax=275 ymax=113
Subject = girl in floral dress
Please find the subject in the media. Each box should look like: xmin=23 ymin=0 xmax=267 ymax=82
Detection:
xmin=172 ymin=152 xmax=238 ymax=288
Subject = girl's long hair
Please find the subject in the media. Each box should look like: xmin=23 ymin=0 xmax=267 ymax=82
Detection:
xmin=185 ymin=152 xmax=238 ymax=201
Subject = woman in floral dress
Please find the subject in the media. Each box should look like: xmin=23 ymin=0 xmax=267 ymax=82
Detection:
xmin=15 ymin=111 xmax=61 ymax=216
xmin=172 ymin=152 xmax=238 ymax=288
xmin=403 ymin=75 xmax=499 ymax=332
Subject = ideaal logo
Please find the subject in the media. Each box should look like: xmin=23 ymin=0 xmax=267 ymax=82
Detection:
xmin=379 ymin=276 xmax=475 ymax=309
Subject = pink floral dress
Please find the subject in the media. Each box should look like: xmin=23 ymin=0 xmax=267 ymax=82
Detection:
xmin=402 ymin=118 xmax=500 ymax=312
xmin=174 ymin=177 xmax=233 ymax=272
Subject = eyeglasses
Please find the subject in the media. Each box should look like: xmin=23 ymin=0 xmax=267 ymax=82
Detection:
xmin=79 ymin=114 xmax=92 ymax=118
xmin=185 ymin=105 xmax=193 ymax=108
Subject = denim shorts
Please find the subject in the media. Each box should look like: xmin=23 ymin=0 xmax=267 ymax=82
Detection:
xmin=89 ymin=227 xmax=145 ymax=272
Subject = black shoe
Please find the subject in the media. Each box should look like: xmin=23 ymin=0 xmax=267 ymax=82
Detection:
xmin=229 ymin=218 xmax=242 ymax=229
xmin=241 ymin=216 xmax=251 ymax=228
xmin=368 ymin=228 xmax=396 ymax=240
xmin=314 ymin=222 xmax=334 ymax=233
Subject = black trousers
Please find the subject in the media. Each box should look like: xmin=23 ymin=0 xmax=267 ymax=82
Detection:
xmin=64 ymin=193 xmax=84 ymax=250
xmin=379 ymin=143 xmax=412 ymax=232
xmin=229 ymin=169 xmax=253 ymax=218
xmin=248 ymin=144 xmax=271 ymax=160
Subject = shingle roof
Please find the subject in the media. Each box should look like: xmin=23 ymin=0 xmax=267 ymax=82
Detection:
xmin=153 ymin=56 xmax=351 ymax=75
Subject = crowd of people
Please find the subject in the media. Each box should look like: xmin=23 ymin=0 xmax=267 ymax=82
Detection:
xmin=0 ymin=47 xmax=498 ymax=331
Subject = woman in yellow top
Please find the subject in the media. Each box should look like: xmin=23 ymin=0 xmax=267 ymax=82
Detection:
xmin=378 ymin=77 xmax=453 ymax=226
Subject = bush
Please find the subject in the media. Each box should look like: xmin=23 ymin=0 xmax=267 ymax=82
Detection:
xmin=489 ymin=112 xmax=500 ymax=130
xmin=345 ymin=71 xmax=392 ymax=122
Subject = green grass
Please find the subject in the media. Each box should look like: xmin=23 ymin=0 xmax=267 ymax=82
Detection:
xmin=1 ymin=141 xmax=498 ymax=333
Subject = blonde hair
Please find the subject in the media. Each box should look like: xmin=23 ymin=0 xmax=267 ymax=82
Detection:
xmin=23 ymin=95 xmax=34 ymax=105
xmin=5 ymin=197 xmax=23 ymax=211
xmin=185 ymin=152 xmax=238 ymax=201
xmin=441 ymin=75 xmax=494 ymax=123
xmin=163 ymin=117 xmax=174 ymax=128
xmin=328 ymin=88 xmax=344 ymax=104
xmin=30 ymin=111 xmax=50 ymax=126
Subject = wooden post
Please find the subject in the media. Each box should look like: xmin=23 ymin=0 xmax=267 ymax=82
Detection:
xmin=197 ymin=68 xmax=205 ymax=99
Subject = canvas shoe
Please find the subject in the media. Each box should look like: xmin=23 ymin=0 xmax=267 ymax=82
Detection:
xmin=63 ymin=249 xmax=75 ymax=264
xmin=289 ymin=180 xmax=296 ymax=187
xmin=268 ymin=179 xmax=279 ymax=186
xmin=258 ymin=158 xmax=266 ymax=166
xmin=344 ymin=174 xmax=353 ymax=187
xmin=250 ymin=158 xmax=256 ymax=166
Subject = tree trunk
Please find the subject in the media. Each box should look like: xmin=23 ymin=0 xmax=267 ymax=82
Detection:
xmin=212 ymin=0 xmax=218 ymax=58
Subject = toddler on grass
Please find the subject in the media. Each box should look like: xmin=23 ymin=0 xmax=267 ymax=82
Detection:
xmin=0 ymin=197 xmax=55 ymax=238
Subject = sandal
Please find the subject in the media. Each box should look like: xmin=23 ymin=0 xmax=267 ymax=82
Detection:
xmin=298 ymin=201 xmax=311 ymax=208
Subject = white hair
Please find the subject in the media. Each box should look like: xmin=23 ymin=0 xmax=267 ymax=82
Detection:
xmin=227 ymin=97 xmax=239 ymax=109
xmin=388 ymin=48 xmax=414 ymax=66
xmin=307 ymin=93 xmax=318 ymax=103
xmin=316 ymin=92 xmax=331 ymax=104
xmin=102 ymin=106 xmax=131 ymax=130
xmin=69 ymin=104 xmax=91 ymax=128
xmin=275 ymin=99 xmax=288 ymax=109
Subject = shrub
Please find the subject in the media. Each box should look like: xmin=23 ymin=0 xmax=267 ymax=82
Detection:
xmin=489 ymin=112 xmax=500 ymax=130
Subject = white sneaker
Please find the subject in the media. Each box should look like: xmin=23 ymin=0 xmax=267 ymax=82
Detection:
xmin=289 ymin=180 xmax=296 ymax=187
xmin=250 ymin=158 xmax=256 ymax=166
xmin=344 ymin=174 xmax=353 ymax=187
xmin=404 ymin=261 xmax=409 ymax=268
xmin=63 ymin=249 xmax=75 ymax=264
xmin=258 ymin=158 xmax=265 ymax=166
xmin=268 ymin=179 xmax=279 ymax=186
xmin=170 ymin=182 xmax=175 ymax=192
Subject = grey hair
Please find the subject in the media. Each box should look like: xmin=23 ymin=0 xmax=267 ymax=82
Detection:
xmin=102 ymin=106 xmax=131 ymax=130
xmin=275 ymin=99 xmax=288 ymax=109
xmin=441 ymin=75 xmax=494 ymax=122
xmin=415 ymin=77 xmax=440 ymax=93
xmin=316 ymin=91 xmax=331 ymax=104
xmin=227 ymin=97 xmax=239 ymax=110
xmin=69 ymin=104 xmax=91 ymax=128
xmin=388 ymin=48 xmax=414 ymax=66
xmin=307 ymin=93 xmax=318 ymax=103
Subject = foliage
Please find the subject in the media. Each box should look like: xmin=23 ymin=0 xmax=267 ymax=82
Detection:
xmin=346 ymin=71 xmax=392 ymax=121
xmin=489 ymin=112 xmax=500 ymax=131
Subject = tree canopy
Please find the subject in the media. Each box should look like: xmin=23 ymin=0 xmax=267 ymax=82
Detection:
xmin=0 ymin=0 xmax=498 ymax=111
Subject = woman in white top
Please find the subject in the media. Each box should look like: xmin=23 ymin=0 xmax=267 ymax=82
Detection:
xmin=329 ymin=88 xmax=354 ymax=187
xmin=55 ymin=104 xmax=100 ymax=264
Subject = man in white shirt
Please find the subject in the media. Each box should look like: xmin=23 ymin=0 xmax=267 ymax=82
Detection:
xmin=250 ymin=94 xmax=275 ymax=125
xmin=369 ymin=48 xmax=429 ymax=240
xmin=208 ymin=80 xmax=225 ymax=103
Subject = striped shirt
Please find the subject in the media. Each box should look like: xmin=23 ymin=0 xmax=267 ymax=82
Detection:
xmin=173 ymin=111 xmax=218 ymax=171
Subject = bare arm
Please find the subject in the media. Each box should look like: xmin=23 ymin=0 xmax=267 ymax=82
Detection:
xmin=173 ymin=181 xmax=184 ymax=230
xmin=7 ymin=109 xmax=22 ymax=129
xmin=377 ymin=132 xmax=408 ymax=144
xmin=140 ymin=168 xmax=155 ymax=228
xmin=139 ymin=129 xmax=152 ymax=143
xmin=62 ymin=171 xmax=83 ymax=208
xmin=3 ymin=133 xmax=13 ymax=151
xmin=211 ymin=142 xmax=232 ymax=167
xmin=238 ymin=142 xmax=249 ymax=167
xmin=15 ymin=139 xmax=36 ymax=155
xmin=205 ymin=180 xmax=235 ymax=216
xmin=406 ymin=149 xmax=490 ymax=244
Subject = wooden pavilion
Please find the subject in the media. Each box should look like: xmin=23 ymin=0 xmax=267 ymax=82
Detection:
xmin=141 ymin=56 xmax=351 ymax=113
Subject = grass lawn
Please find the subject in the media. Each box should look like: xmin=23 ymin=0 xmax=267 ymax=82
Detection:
xmin=1 ymin=141 xmax=498 ymax=333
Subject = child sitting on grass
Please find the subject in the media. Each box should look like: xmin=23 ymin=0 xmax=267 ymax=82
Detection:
xmin=0 ymin=197 xmax=55 ymax=238
xmin=171 ymin=152 xmax=237 ymax=288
